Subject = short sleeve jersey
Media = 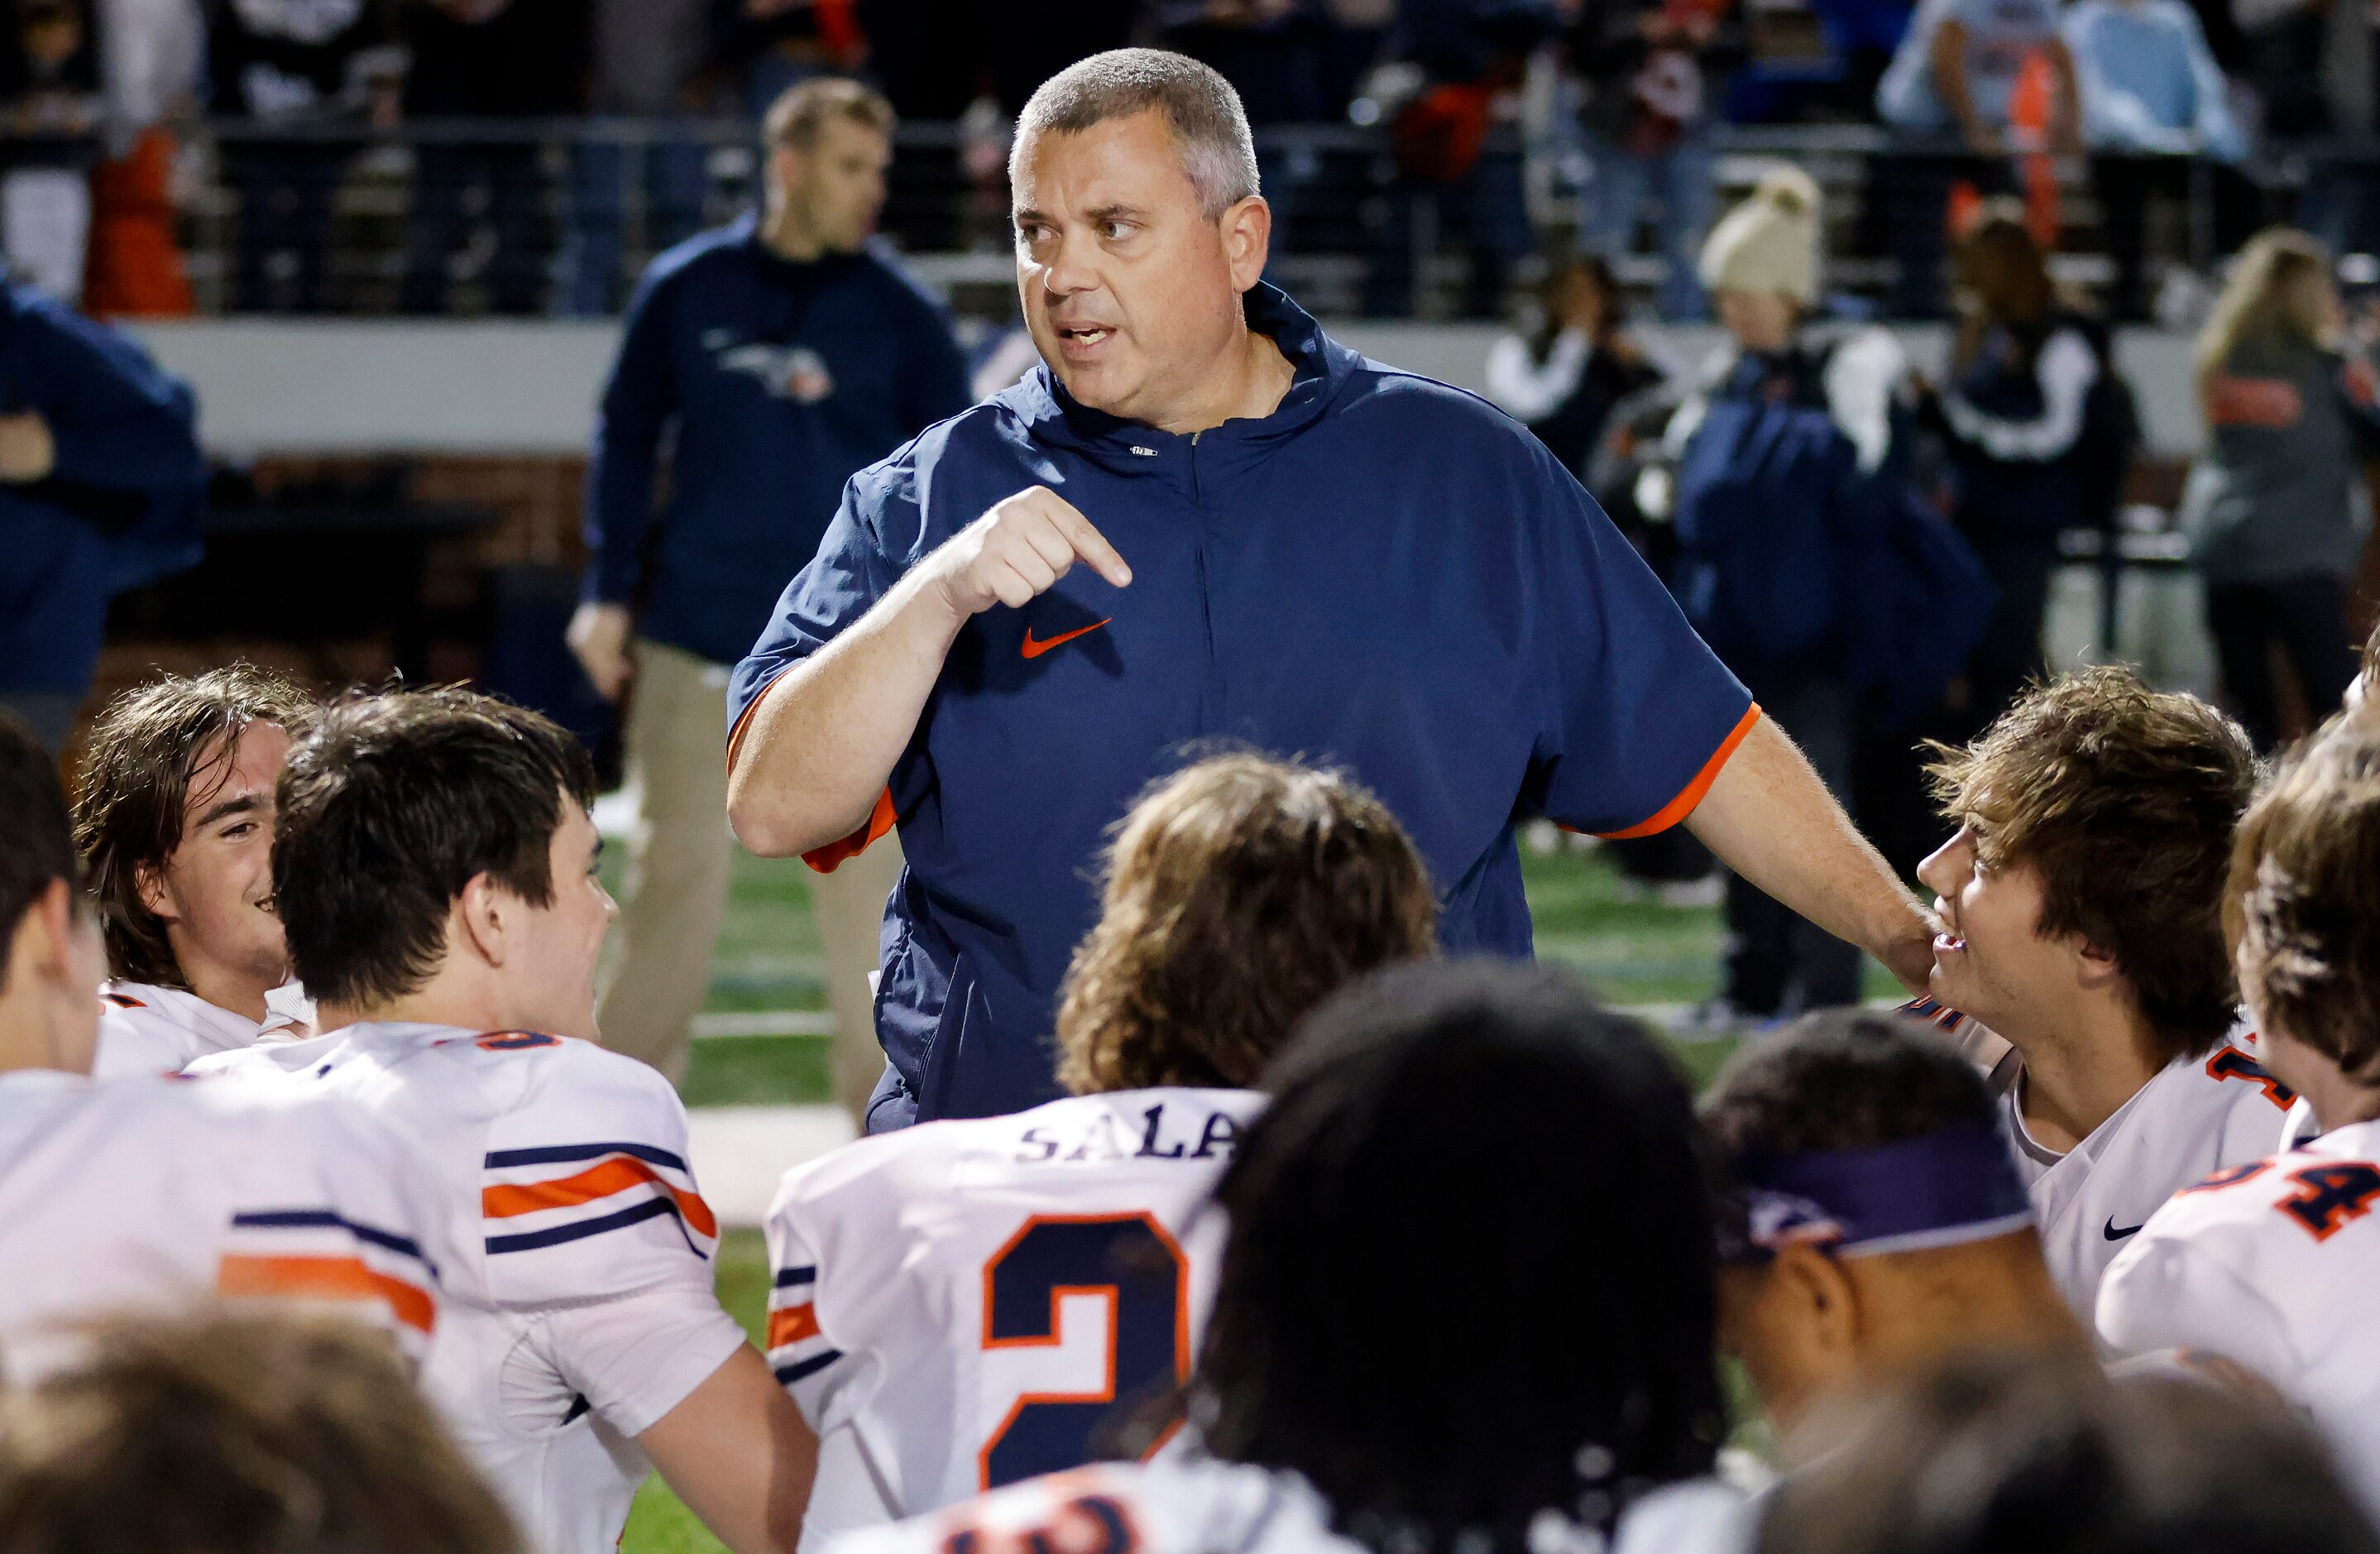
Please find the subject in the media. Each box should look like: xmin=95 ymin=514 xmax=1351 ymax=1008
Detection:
xmin=0 ymin=1068 xmax=449 ymax=1379
xmin=764 ymin=1088 xmax=1264 ymax=1542
xmin=2098 ymin=1117 xmax=2380 ymax=1517
xmin=90 ymin=981 xmax=288 ymax=1078
xmin=191 ymin=1024 xmax=747 ymax=1554
xmin=825 ymin=1459 xmax=1753 ymax=1554
xmin=730 ymin=284 xmax=1754 ymax=1125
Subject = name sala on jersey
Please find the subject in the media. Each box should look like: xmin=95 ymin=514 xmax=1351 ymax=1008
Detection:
xmin=1013 ymin=1101 xmax=1243 ymax=1168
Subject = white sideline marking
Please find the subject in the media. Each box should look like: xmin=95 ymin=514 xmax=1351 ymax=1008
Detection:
xmin=687 ymin=1105 xmax=857 ymax=1228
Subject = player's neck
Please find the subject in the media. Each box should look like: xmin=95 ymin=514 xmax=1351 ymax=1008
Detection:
xmin=2296 ymin=1065 xmax=2380 ymax=1134
xmin=2010 ymin=995 xmax=2162 ymax=1154
xmin=314 ymin=968 xmax=510 ymax=1041
xmin=169 ymin=942 xmax=277 ymax=1025
xmin=1869 ymin=1235 xmax=2083 ymax=1362
xmin=1145 ymin=328 xmax=1295 ymax=438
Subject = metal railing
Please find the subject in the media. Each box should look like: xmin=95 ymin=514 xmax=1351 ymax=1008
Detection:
xmin=6 ymin=117 xmax=2378 ymax=319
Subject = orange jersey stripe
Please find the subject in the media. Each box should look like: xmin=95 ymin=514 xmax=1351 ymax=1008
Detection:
xmin=767 ymin=1302 xmax=822 ymax=1350
xmin=216 ymin=1254 xmax=436 ymax=1336
xmin=1595 ymin=703 xmax=1763 ymax=840
xmin=481 ymin=1155 xmax=721 ymax=1240
xmin=802 ymin=785 xmax=898 ymax=875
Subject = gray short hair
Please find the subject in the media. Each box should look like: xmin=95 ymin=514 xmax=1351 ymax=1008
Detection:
xmin=1012 ymin=49 xmax=1260 ymax=219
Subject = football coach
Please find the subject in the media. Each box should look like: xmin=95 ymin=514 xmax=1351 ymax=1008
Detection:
xmin=727 ymin=49 xmax=1937 ymax=1131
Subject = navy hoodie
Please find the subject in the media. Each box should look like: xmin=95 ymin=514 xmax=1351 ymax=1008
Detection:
xmin=585 ymin=214 xmax=971 ymax=665
xmin=0 ymin=285 xmax=204 ymax=697
xmin=730 ymin=285 xmax=1755 ymax=1129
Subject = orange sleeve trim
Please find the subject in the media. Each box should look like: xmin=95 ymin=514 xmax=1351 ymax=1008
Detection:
xmin=1593 ymin=702 xmax=1764 ymax=841
xmin=216 ymin=1254 xmax=436 ymax=1336
xmin=482 ymin=1156 xmax=721 ymax=1239
xmin=803 ymin=786 xmax=898 ymax=875
xmin=767 ymin=1303 xmax=822 ymax=1350
xmin=725 ymin=664 xmax=792 ymax=775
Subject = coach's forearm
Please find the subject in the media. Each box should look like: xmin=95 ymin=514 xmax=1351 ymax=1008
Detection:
xmin=726 ymin=569 xmax=965 ymax=858
xmin=1685 ymin=714 xmax=1937 ymax=993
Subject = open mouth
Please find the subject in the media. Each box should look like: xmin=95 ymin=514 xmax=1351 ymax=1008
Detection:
xmin=1932 ymin=899 xmax=1964 ymax=954
xmin=1056 ymin=324 xmax=1114 ymax=348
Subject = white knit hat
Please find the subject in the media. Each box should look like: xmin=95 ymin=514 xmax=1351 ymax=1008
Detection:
xmin=1698 ymin=165 xmax=1822 ymax=304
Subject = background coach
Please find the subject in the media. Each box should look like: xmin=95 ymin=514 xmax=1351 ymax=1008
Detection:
xmin=726 ymin=50 xmax=1937 ymax=1131
xmin=567 ymin=76 xmax=970 ymax=1110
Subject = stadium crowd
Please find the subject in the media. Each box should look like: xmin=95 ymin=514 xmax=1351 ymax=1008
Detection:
xmin=13 ymin=37 xmax=2380 ymax=1554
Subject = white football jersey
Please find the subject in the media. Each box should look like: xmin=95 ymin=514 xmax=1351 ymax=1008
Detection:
xmin=0 ymin=1067 xmax=448 ymax=1379
xmin=92 ymin=979 xmax=314 ymax=1078
xmin=826 ymin=1457 xmax=1752 ymax=1554
xmin=192 ymin=1024 xmax=748 ymax=1554
xmin=766 ymin=1088 xmax=1263 ymax=1547
xmin=2098 ymin=1117 xmax=2380 ymax=1516
xmin=1901 ymin=1000 xmax=2297 ymax=1313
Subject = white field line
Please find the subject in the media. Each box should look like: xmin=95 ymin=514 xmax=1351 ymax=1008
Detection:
xmin=692 ymin=1010 xmax=836 ymax=1039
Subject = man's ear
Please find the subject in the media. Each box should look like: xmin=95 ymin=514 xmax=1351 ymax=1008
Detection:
xmin=1223 ymin=194 xmax=1272 ymax=292
xmin=769 ymin=143 xmax=804 ymax=200
xmin=2074 ymin=937 xmax=2125 ymax=994
xmin=134 ymin=857 xmax=175 ymax=923
xmin=453 ymin=871 xmax=509 ymax=971
xmin=1774 ymin=1242 xmax=1860 ymax=1357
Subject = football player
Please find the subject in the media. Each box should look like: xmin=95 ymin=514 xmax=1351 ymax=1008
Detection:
xmin=764 ymin=753 xmax=1439 ymax=1542
xmin=826 ymin=962 xmax=1746 ymax=1554
xmin=2098 ymin=708 xmax=2380 ymax=1514
xmin=0 ymin=710 xmax=447 ymax=1377
xmin=74 ymin=666 xmax=316 ymax=1077
xmin=1702 ymin=1008 xmax=2086 ymax=1432
xmin=1913 ymin=668 xmax=2289 ymax=1312
xmin=1760 ymin=1351 xmax=2378 ymax=1554
xmin=0 ymin=1311 xmax=520 ymax=1554
xmin=191 ymin=687 xmax=811 ymax=1554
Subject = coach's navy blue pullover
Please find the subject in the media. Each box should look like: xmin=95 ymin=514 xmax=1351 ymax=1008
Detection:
xmin=585 ymin=214 xmax=970 ymax=666
xmin=730 ymin=285 xmax=1757 ymax=1128
xmin=0 ymin=285 xmax=203 ymax=698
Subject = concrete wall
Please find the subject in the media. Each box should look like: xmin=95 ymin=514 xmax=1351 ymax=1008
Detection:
xmin=124 ymin=317 xmax=2210 ymax=460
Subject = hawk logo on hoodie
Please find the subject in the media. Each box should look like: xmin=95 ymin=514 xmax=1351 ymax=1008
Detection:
xmin=717 ymin=342 xmax=836 ymax=404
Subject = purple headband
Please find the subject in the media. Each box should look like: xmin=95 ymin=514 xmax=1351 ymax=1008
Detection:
xmin=1720 ymin=1117 xmax=2033 ymax=1264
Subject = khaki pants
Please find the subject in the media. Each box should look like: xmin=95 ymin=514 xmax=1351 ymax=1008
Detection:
xmin=596 ymin=639 xmax=898 ymax=1128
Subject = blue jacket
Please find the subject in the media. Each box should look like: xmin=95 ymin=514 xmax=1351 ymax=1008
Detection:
xmin=584 ymin=215 xmax=972 ymax=665
xmin=0 ymin=286 xmax=204 ymax=696
xmin=730 ymin=285 xmax=1755 ymax=1127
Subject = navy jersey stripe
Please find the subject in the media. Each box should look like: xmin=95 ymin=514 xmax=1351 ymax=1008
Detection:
xmin=484 ymin=1194 xmax=709 ymax=1257
xmin=773 ymin=1265 xmax=817 ymax=1289
xmin=773 ymin=1350 xmax=842 ymax=1386
xmin=228 ymin=1209 xmax=429 ymax=1266
xmin=483 ymin=1141 xmax=689 ymax=1173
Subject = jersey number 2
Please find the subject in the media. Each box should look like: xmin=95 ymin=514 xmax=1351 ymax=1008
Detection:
xmin=979 ymin=1213 xmax=1190 ymax=1489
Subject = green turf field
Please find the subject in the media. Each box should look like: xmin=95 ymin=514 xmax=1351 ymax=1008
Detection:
xmin=615 ymin=837 xmax=1878 ymax=1550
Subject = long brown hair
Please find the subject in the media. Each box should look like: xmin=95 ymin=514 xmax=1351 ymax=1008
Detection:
xmin=2196 ymin=227 xmax=2338 ymax=403
xmin=1952 ymin=200 xmax=2056 ymax=370
xmin=1053 ymin=753 xmax=1439 ymax=1095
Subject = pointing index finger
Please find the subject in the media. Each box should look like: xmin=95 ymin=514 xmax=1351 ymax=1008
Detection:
xmin=1059 ymin=506 xmax=1133 ymax=589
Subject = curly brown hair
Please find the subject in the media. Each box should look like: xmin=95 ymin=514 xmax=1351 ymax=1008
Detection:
xmin=1053 ymin=753 xmax=1439 ymax=1095
xmin=1927 ymin=668 xmax=2258 ymax=1062
xmin=73 ymin=666 xmax=315 ymax=987
xmin=2227 ymin=708 xmax=2380 ymax=1081
xmin=0 ymin=1310 xmax=518 ymax=1554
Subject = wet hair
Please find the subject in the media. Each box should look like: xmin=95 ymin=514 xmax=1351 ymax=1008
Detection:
xmin=0 ymin=711 xmax=75 ymax=991
xmin=1759 ymin=1352 xmax=2379 ymax=1554
xmin=0 ymin=1310 xmax=520 ymax=1554
xmin=2227 ymin=708 xmax=2380 ymax=1080
xmin=763 ymin=74 xmax=893 ymax=152
xmin=1054 ymin=753 xmax=1438 ymax=1094
xmin=73 ymin=665 xmax=314 ymax=986
xmin=1013 ymin=48 xmax=1259 ymax=218
xmin=1702 ymin=1009 xmax=1999 ymax=1159
xmin=1193 ymin=960 xmax=1725 ymax=1552
xmin=1927 ymin=667 xmax=2258 ymax=1062
xmin=273 ymin=687 xmax=596 ymax=1010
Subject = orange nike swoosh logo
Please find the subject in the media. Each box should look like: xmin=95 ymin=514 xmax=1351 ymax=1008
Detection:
xmin=1021 ymin=619 xmax=1111 ymax=659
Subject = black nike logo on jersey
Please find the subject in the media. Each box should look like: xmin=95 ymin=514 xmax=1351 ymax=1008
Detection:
xmin=2104 ymin=1217 xmax=2144 ymax=1240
